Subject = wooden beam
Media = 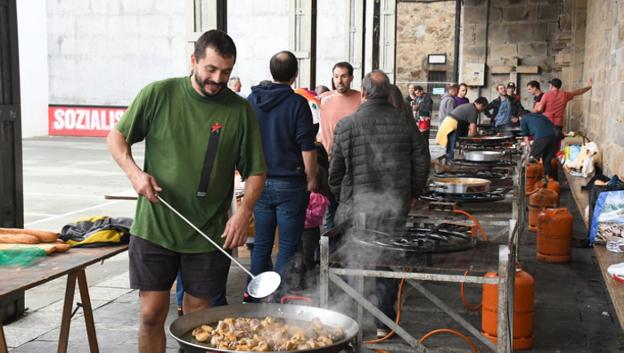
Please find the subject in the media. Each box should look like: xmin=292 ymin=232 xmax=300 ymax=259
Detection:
xmin=490 ymin=65 xmax=514 ymax=74
xmin=516 ymin=65 xmax=540 ymax=74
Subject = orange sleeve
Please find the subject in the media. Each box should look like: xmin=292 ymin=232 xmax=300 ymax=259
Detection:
xmin=565 ymin=91 xmax=575 ymax=102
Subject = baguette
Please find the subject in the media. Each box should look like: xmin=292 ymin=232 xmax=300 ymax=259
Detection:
xmin=53 ymin=243 xmax=71 ymax=253
xmin=0 ymin=228 xmax=58 ymax=243
xmin=0 ymin=233 xmax=40 ymax=244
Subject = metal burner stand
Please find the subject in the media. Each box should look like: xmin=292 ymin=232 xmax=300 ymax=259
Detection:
xmin=320 ymin=219 xmax=518 ymax=353
xmin=319 ymin=152 xmax=528 ymax=353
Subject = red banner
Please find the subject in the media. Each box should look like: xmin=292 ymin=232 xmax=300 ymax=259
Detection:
xmin=48 ymin=105 xmax=127 ymax=137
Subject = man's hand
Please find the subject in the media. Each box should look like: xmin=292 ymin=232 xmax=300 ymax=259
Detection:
xmin=523 ymin=137 xmax=531 ymax=155
xmin=588 ymin=78 xmax=593 ymax=87
xmin=307 ymin=178 xmax=318 ymax=193
xmin=130 ymin=170 xmax=162 ymax=203
xmin=221 ymin=208 xmax=251 ymax=249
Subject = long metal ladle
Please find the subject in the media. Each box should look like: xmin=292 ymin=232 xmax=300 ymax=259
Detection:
xmin=157 ymin=195 xmax=280 ymax=299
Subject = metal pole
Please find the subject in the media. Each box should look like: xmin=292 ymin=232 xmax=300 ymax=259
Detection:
xmin=496 ymin=245 xmax=511 ymax=353
xmin=330 ymin=268 xmax=498 ymax=284
xmin=157 ymin=195 xmax=255 ymax=279
xmin=320 ymin=235 xmax=329 ymax=308
xmin=453 ymin=0 xmax=461 ymax=83
xmin=329 ymin=273 xmax=424 ymax=350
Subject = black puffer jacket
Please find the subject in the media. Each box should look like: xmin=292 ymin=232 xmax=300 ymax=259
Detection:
xmin=329 ymin=99 xmax=430 ymax=229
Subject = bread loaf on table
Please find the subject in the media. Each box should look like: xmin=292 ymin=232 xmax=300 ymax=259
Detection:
xmin=0 ymin=233 xmax=40 ymax=244
xmin=0 ymin=228 xmax=59 ymax=243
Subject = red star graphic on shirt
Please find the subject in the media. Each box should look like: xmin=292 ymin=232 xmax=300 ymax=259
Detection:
xmin=211 ymin=123 xmax=223 ymax=133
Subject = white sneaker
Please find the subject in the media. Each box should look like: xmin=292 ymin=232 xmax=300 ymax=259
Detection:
xmin=376 ymin=328 xmax=390 ymax=338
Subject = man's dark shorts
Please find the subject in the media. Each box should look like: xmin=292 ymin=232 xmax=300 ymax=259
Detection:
xmin=129 ymin=236 xmax=231 ymax=299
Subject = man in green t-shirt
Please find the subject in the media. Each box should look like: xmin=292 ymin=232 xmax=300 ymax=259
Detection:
xmin=106 ymin=30 xmax=266 ymax=353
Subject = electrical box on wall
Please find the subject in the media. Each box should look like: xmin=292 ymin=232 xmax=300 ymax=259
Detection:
xmin=463 ymin=63 xmax=485 ymax=86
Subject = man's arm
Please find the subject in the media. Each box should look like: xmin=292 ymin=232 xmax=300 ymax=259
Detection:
xmin=295 ymin=99 xmax=318 ymax=192
xmin=221 ymin=173 xmax=265 ymax=249
xmin=302 ymin=150 xmax=318 ymax=192
xmin=328 ymin=125 xmax=347 ymax=200
xmin=422 ymin=95 xmax=433 ymax=115
xmin=410 ymin=120 xmax=430 ymax=199
xmin=523 ymin=136 xmax=531 ymax=155
xmin=468 ymin=123 xmax=478 ymax=136
xmin=484 ymin=99 xmax=497 ymax=118
xmin=534 ymin=93 xmax=547 ymax=113
xmin=106 ymin=129 xmax=161 ymax=203
xmin=570 ymin=79 xmax=593 ymax=98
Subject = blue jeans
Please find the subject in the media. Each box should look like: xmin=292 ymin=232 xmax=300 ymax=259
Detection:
xmin=375 ymin=276 xmax=399 ymax=329
xmin=175 ymin=273 xmax=228 ymax=307
xmin=251 ymin=177 xmax=309 ymax=283
xmin=446 ymin=129 xmax=458 ymax=162
xmin=324 ymin=191 xmax=339 ymax=230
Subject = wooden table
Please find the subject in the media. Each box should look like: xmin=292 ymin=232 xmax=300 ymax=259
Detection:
xmin=0 ymin=245 xmax=128 ymax=353
xmin=563 ymin=170 xmax=624 ymax=330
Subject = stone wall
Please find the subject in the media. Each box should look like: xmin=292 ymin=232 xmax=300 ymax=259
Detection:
xmin=395 ymin=1 xmax=456 ymax=92
xmin=460 ymin=0 xmax=586 ymax=115
xmin=581 ymin=0 xmax=624 ymax=176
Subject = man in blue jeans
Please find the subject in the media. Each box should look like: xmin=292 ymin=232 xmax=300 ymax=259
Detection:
xmin=247 ymin=51 xmax=318 ymax=299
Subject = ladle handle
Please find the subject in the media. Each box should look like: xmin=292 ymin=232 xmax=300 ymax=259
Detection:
xmin=156 ymin=195 xmax=255 ymax=279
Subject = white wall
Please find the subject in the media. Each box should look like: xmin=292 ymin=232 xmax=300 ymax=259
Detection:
xmin=46 ymin=0 xmax=187 ymax=106
xmin=17 ymin=0 xmax=49 ymax=138
xmin=227 ymin=0 xmax=349 ymax=95
xmin=316 ymin=1 xmax=348 ymax=88
xmin=227 ymin=0 xmax=290 ymax=96
xmin=43 ymin=0 xmax=351 ymax=109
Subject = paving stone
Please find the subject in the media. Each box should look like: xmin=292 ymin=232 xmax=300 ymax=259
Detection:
xmin=94 ymin=272 xmax=130 ymax=288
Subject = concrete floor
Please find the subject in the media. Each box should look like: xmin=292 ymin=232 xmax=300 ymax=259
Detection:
xmin=3 ymin=136 xmax=624 ymax=352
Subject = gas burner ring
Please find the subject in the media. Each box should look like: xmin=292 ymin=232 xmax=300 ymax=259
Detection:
xmin=353 ymin=223 xmax=477 ymax=253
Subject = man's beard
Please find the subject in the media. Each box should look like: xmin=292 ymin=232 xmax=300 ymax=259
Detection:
xmin=194 ymin=74 xmax=225 ymax=96
xmin=335 ymin=85 xmax=348 ymax=93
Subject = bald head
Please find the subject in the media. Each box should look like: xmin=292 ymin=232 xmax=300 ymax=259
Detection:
xmin=362 ymin=70 xmax=391 ymax=100
xmin=270 ymin=50 xmax=298 ymax=83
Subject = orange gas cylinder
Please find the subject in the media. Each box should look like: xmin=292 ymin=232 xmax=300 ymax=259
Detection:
xmin=528 ymin=188 xmax=558 ymax=232
xmin=525 ymin=161 xmax=544 ymax=194
xmin=534 ymin=177 xmax=561 ymax=204
xmin=550 ymin=158 xmax=559 ymax=180
xmin=482 ymin=269 xmax=534 ymax=350
xmin=537 ymin=208 xmax=573 ymax=263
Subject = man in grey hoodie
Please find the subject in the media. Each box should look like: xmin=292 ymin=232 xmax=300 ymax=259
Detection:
xmin=437 ymin=83 xmax=459 ymax=126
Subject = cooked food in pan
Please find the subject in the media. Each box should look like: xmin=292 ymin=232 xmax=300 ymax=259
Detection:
xmin=191 ymin=316 xmax=345 ymax=351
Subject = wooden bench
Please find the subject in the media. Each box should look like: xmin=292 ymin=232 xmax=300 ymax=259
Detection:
xmin=563 ymin=169 xmax=624 ymax=330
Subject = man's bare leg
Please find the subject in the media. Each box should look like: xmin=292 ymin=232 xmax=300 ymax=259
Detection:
xmin=182 ymin=292 xmax=211 ymax=315
xmin=138 ymin=290 xmax=169 ymax=353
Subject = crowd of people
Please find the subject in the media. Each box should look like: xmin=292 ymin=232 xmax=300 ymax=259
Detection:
xmin=107 ymin=30 xmax=431 ymax=353
xmin=429 ymin=76 xmax=592 ymax=167
xmin=106 ymin=28 xmax=594 ymax=352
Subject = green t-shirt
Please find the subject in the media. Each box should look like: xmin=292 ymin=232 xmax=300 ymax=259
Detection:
xmin=116 ymin=77 xmax=266 ymax=253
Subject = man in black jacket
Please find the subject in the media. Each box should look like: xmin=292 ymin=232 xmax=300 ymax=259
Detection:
xmin=329 ymin=70 xmax=430 ymax=337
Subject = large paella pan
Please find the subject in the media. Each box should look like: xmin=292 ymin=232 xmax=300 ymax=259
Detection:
xmin=169 ymin=303 xmax=360 ymax=353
